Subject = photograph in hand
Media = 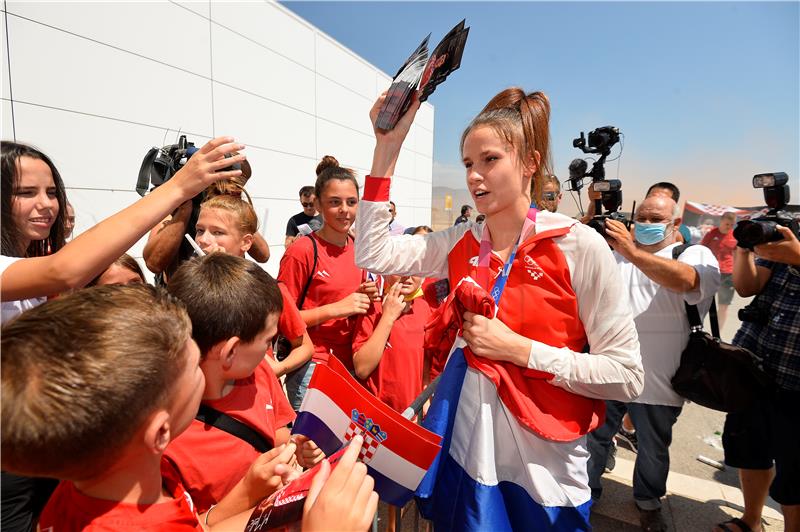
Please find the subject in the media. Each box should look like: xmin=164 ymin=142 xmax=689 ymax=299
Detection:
xmin=375 ymin=19 xmax=470 ymax=130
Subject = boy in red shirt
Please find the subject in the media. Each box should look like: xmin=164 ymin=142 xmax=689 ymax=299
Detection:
xmin=700 ymin=212 xmax=738 ymax=329
xmin=1 ymin=284 xmax=296 ymax=530
xmin=165 ymin=254 xmax=322 ymax=517
xmin=352 ymin=274 xmax=432 ymax=414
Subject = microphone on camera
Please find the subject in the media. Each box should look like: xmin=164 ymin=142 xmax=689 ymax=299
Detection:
xmin=568 ymin=159 xmax=588 ymax=191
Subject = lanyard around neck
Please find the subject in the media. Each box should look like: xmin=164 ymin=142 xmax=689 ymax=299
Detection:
xmin=477 ymin=206 xmax=538 ymax=306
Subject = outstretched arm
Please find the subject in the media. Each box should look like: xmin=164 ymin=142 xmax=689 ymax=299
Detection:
xmin=355 ymin=92 xmax=467 ymax=278
xmin=2 ymin=137 xmax=245 ymax=301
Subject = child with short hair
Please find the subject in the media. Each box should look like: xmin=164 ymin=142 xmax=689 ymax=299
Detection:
xmin=1 ymin=284 xmax=294 ymax=530
xmin=194 ymin=192 xmax=314 ymax=382
xmin=165 ymin=253 xmax=303 ymax=520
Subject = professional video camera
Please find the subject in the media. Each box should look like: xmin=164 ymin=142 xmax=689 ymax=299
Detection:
xmin=733 ymin=172 xmax=799 ymax=250
xmin=136 ymin=135 xmax=250 ymax=197
xmin=569 ymin=126 xmax=627 ymax=237
xmin=136 ymin=135 xmax=199 ymax=197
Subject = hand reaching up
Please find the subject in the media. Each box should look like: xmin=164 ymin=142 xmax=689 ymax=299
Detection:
xmin=170 ymin=137 xmax=246 ymax=200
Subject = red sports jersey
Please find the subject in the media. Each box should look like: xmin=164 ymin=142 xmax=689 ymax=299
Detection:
xmin=164 ymin=360 xmax=295 ymax=513
xmin=277 ymin=282 xmax=307 ymax=342
xmin=352 ymin=296 xmax=432 ymax=413
xmin=278 ymin=233 xmax=362 ymax=369
xmin=38 ymin=458 xmax=202 ymax=531
xmin=700 ymin=227 xmax=736 ymax=274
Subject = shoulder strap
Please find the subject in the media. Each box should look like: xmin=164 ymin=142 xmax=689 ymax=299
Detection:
xmin=296 ymin=234 xmax=318 ymax=310
xmin=195 ymin=404 xmax=271 ymax=453
xmin=673 ymin=244 xmax=721 ymax=339
xmin=671 ymin=243 xmax=693 ymax=260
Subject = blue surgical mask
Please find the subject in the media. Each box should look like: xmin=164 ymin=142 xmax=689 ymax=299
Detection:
xmin=634 ymin=222 xmax=671 ymax=245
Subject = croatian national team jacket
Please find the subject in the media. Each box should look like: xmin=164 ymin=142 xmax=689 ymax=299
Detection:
xmin=355 ymin=176 xmax=642 ymax=530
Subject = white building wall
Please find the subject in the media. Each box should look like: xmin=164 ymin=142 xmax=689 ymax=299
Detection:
xmin=1 ymin=1 xmax=434 ymax=277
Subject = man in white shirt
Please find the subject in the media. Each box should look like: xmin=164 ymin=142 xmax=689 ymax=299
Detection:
xmin=587 ymin=194 xmax=721 ymax=532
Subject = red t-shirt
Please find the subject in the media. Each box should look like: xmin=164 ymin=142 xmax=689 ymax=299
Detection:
xmin=164 ymin=360 xmax=295 ymax=513
xmin=278 ymin=233 xmax=363 ymax=369
xmin=277 ymin=282 xmax=307 ymax=342
xmin=700 ymin=227 xmax=736 ymax=274
xmin=38 ymin=458 xmax=202 ymax=531
xmin=352 ymin=297 xmax=431 ymax=413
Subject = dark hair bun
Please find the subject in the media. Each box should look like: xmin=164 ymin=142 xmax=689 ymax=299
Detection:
xmin=316 ymin=155 xmax=339 ymax=177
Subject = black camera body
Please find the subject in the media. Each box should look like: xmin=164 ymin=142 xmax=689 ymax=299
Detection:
xmin=571 ymin=126 xmax=627 ymax=237
xmin=733 ymin=172 xmax=800 ymax=250
xmin=136 ymin=135 xmax=198 ymax=197
xmin=573 ymin=126 xmax=620 ymax=156
xmin=738 ymin=300 xmax=769 ymax=326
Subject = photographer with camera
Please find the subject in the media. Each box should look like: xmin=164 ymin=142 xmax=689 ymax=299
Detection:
xmin=141 ymin=138 xmax=270 ymax=283
xmin=587 ymin=193 xmax=720 ymax=532
xmin=715 ymin=174 xmax=800 ymax=532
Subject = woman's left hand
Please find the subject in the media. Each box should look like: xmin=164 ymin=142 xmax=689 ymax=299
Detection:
xmin=461 ymin=311 xmax=530 ymax=367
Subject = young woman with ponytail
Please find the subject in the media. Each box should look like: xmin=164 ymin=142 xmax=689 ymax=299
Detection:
xmin=355 ymin=89 xmax=643 ymax=530
xmin=278 ymin=156 xmax=378 ymax=409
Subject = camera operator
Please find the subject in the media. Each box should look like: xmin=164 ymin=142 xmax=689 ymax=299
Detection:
xmin=715 ymin=225 xmax=800 ymax=532
xmin=143 ymin=175 xmax=270 ymax=282
xmin=588 ymin=194 xmax=720 ymax=532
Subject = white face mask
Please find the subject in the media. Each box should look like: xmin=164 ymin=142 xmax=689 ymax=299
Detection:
xmin=634 ymin=222 xmax=673 ymax=245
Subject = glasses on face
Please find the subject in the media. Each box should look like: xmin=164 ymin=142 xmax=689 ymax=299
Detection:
xmin=301 ymin=202 xmax=314 ymax=208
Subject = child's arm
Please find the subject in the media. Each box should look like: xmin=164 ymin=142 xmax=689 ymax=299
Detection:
xmin=352 ymin=283 xmax=406 ymax=380
xmin=268 ymin=331 xmax=314 ymax=378
xmin=299 ymin=290 xmax=371 ymax=327
xmin=2 ymin=137 xmax=244 ymax=301
xmin=200 ymin=442 xmax=298 ymax=528
xmin=142 ymin=199 xmax=193 ymax=274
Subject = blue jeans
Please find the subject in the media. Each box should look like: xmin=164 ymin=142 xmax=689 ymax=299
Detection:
xmin=285 ymin=360 xmax=316 ymax=411
xmin=587 ymin=401 xmax=682 ymax=510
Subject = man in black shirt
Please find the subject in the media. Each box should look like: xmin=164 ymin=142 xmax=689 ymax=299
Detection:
xmin=285 ymin=185 xmax=322 ymax=248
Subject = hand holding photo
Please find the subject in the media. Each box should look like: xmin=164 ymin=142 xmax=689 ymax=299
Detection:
xmin=375 ymin=19 xmax=469 ymax=130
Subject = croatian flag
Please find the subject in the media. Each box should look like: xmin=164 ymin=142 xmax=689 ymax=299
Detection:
xmin=415 ymin=340 xmax=593 ymax=530
xmin=292 ymin=356 xmax=442 ymax=507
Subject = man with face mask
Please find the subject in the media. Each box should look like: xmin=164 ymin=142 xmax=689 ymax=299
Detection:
xmin=586 ymin=194 xmax=721 ymax=532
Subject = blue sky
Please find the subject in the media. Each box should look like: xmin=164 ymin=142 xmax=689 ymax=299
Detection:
xmin=283 ymin=1 xmax=799 ymax=215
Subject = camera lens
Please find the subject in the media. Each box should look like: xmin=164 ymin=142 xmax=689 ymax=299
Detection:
xmin=588 ymin=217 xmax=607 ymax=238
xmin=733 ymin=220 xmax=777 ymax=248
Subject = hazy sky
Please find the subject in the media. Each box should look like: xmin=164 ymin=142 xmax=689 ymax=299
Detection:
xmin=283 ymin=1 xmax=799 ymax=216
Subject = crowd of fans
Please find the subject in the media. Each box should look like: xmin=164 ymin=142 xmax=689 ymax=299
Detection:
xmin=1 ymin=85 xmax=798 ymax=532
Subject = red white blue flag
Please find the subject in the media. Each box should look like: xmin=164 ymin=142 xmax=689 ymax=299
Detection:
xmin=291 ymin=356 xmax=442 ymax=507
